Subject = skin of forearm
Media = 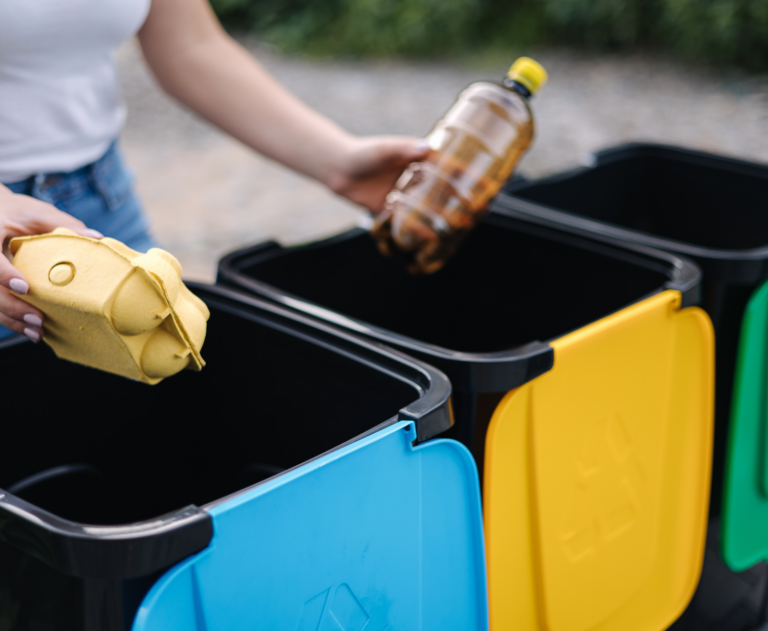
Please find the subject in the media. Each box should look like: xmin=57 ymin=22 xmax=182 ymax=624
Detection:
xmin=139 ymin=20 xmax=354 ymax=188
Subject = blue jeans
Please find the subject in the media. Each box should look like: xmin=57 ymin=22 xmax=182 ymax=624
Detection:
xmin=0 ymin=142 xmax=156 ymax=339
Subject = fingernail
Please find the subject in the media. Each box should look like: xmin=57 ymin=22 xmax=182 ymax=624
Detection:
xmin=23 ymin=327 xmax=40 ymax=343
xmin=9 ymin=278 xmax=29 ymax=294
xmin=415 ymin=138 xmax=431 ymax=152
xmin=83 ymin=229 xmax=104 ymax=239
xmin=23 ymin=314 xmax=43 ymax=327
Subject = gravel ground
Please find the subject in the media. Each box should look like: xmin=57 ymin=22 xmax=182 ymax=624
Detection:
xmin=117 ymin=39 xmax=768 ymax=281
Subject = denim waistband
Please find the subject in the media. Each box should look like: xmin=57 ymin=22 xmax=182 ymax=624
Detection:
xmin=3 ymin=141 xmax=125 ymax=211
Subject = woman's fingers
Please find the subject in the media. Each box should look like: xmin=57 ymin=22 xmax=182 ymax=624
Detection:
xmin=0 ymin=244 xmax=30 ymax=291
xmin=352 ymin=136 xmax=430 ymax=174
xmin=3 ymin=192 xmax=104 ymax=240
xmin=0 ymin=285 xmax=44 ymax=342
xmin=0 ymin=192 xmax=104 ymax=341
xmin=9 ymin=194 xmax=92 ymax=236
xmin=330 ymin=136 xmax=431 ymax=213
xmin=377 ymin=137 xmax=430 ymax=167
xmin=0 ymin=255 xmax=46 ymax=342
xmin=0 ymin=257 xmax=44 ymax=331
xmin=333 ymin=136 xmax=428 ymax=185
xmin=78 ymin=228 xmax=105 ymax=239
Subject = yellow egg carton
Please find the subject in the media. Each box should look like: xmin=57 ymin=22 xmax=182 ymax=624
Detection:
xmin=10 ymin=228 xmax=209 ymax=384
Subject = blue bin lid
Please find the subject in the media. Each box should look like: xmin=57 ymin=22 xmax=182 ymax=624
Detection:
xmin=133 ymin=421 xmax=488 ymax=630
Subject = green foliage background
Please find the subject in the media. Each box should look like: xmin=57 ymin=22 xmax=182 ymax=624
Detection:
xmin=211 ymin=0 xmax=768 ymax=69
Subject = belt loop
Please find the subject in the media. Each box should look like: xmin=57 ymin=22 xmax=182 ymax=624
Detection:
xmin=89 ymin=143 xmax=120 ymax=211
xmin=31 ymin=173 xmax=52 ymax=203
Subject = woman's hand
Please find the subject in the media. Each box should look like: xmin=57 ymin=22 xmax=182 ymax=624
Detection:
xmin=327 ymin=136 xmax=430 ymax=214
xmin=139 ymin=1 xmax=429 ymax=215
xmin=0 ymin=187 xmax=102 ymax=342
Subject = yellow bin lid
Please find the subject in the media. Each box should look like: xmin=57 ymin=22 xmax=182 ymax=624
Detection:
xmin=484 ymin=290 xmax=714 ymax=631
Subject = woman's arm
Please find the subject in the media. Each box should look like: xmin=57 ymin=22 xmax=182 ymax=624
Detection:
xmin=0 ymin=185 xmax=103 ymax=340
xmin=137 ymin=0 xmax=427 ymax=212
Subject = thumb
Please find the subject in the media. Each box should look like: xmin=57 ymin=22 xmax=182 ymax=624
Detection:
xmin=380 ymin=137 xmax=431 ymax=165
xmin=11 ymin=197 xmax=104 ymax=241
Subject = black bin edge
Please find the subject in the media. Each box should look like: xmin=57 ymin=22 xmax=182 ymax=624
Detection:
xmin=503 ymin=142 xmax=768 ymax=285
xmin=217 ymin=209 xmax=701 ymax=393
xmin=0 ymin=283 xmax=454 ymax=579
xmin=489 ymin=195 xmax=702 ymax=308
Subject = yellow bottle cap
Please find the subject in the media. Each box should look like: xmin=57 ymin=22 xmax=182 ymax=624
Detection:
xmin=507 ymin=57 xmax=548 ymax=94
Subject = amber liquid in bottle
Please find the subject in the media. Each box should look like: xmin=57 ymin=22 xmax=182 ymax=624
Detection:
xmin=371 ymin=64 xmax=542 ymax=274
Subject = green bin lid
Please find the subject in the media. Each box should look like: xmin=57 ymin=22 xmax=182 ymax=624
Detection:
xmin=723 ymin=279 xmax=768 ymax=571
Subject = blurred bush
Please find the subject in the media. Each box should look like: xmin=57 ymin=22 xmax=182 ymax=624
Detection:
xmin=211 ymin=0 xmax=768 ymax=69
xmin=545 ymin=0 xmax=768 ymax=68
xmin=543 ymin=0 xmax=658 ymax=48
xmin=657 ymin=0 xmax=768 ymax=67
xmin=211 ymin=0 xmax=472 ymax=56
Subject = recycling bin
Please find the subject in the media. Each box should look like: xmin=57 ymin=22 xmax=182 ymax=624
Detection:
xmin=0 ymin=283 xmax=487 ymax=631
xmin=501 ymin=143 xmax=768 ymax=630
xmin=217 ymin=209 xmax=714 ymax=631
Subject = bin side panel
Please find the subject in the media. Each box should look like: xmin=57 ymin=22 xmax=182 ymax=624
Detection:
xmin=131 ymin=559 xmax=205 ymax=631
xmin=485 ymin=291 xmax=713 ymax=631
xmin=722 ymin=280 xmax=768 ymax=571
xmin=132 ymin=422 xmax=487 ymax=631
xmin=484 ymin=384 xmax=541 ymax=630
xmin=420 ymin=437 xmax=488 ymax=629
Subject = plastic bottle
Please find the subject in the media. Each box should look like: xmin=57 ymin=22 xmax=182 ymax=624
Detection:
xmin=371 ymin=57 xmax=548 ymax=274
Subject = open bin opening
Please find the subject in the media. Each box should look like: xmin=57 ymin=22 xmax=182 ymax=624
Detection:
xmin=509 ymin=147 xmax=768 ymax=251
xmin=239 ymin=221 xmax=670 ymax=353
xmin=1 ymin=299 xmax=419 ymax=526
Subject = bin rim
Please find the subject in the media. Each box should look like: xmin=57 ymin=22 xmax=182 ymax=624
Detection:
xmin=0 ymin=283 xmax=453 ymax=579
xmin=503 ymin=142 xmax=768 ymax=283
xmin=187 ymin=283 xmax=454 ymax=443
xmin=217 ymin=227 xmax=550 ymax=368
xmin=488 ymin=197 xmax=701 ymax=306
xmin=216 ymin=209 xmax=701 ymax=392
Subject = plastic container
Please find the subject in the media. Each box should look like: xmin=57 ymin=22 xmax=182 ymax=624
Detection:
xmin=371 ymin=57 xmax=547 ymax=274
xmin=501 ymin=143 xmax=768 ymax=630
xmin=217 ymin=209 xmax=714 ymax=631
xmin=0 ymin=284 xmax=487 ymax=631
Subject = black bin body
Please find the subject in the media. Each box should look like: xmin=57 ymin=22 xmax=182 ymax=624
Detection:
xmin=217 ymin=209 xmax=699 ymax=473
xmin=0 ymin=284 xmax=451 ymax=631
xmin=501 ymin=143 xmax=768 ymax=631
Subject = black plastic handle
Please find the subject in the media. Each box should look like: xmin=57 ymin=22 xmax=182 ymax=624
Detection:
xmin=0 ymin=492 xmax=212 ymax=579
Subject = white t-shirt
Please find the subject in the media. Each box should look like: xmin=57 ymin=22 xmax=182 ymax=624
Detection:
xmin=0 ymin=0 xmax=151 ymax=182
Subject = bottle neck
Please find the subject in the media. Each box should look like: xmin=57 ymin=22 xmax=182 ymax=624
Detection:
xmin=502 ymin=78 xmax=531 ymax=99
